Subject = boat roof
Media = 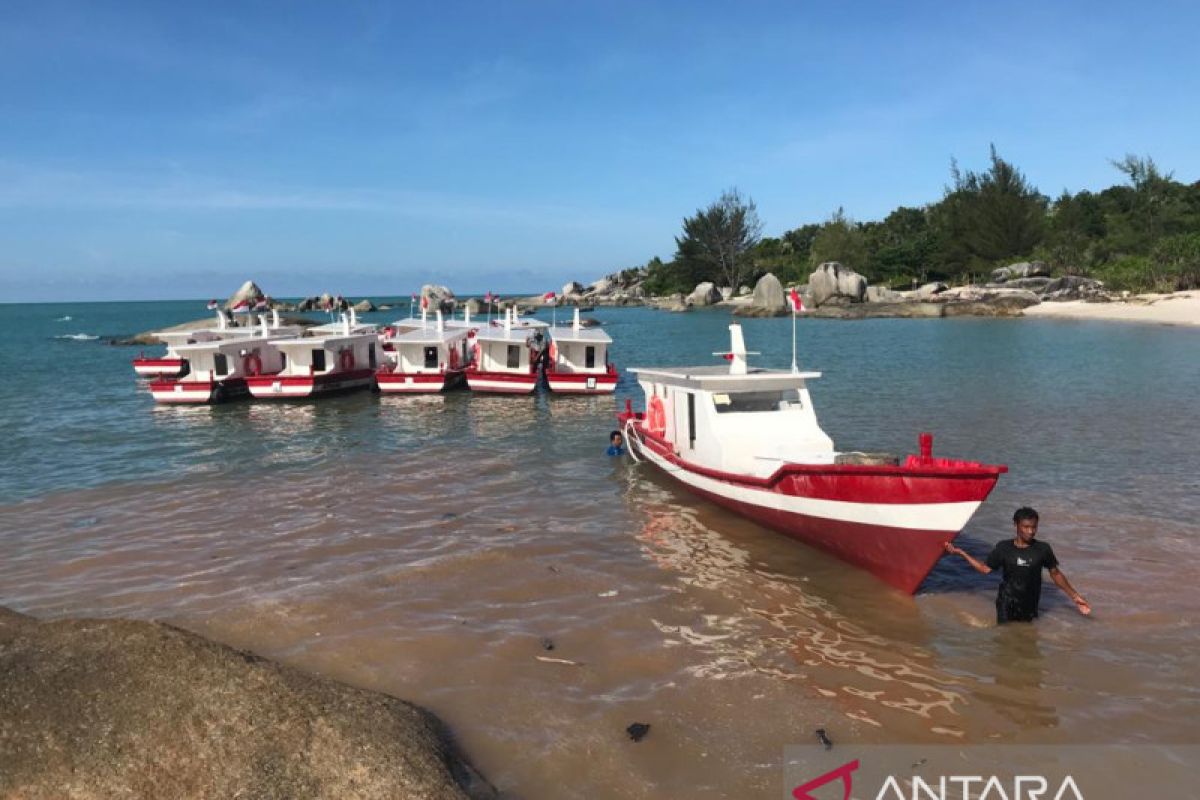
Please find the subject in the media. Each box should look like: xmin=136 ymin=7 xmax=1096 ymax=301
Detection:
xmin=270 ymin=332 xmax=377 ymax=347
xmin=627 ymin=365 xmax=822 ymax=392
xmin=550 ymin=325 xmax=611 ymax=344
xmin=388 ymin=326 xmax=468 ymax=345
xmin=172 ymin=337 xmax=270 ymax=355
xmin=473 ymin=325 xmax=544 ymax=343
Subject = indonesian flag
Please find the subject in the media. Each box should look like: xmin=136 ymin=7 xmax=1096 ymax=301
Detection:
xmin=230 ymin=298 xmax=250 ymax=312
xmin=411 ymin=293 xmax=418 ymax=301
xmin=420 ymin=294 xmax=429 ymax=310
xmin=253 ymin=296 xmax=269 ymax=311
xmin=484 ymin=291 xmax=494 ymax=303
xmin=789 ymin=287 xmax=805 ymax=313
xmin=206 ymin=299 xmax=219 ymax=310
xmin=543 ymin=291 xmax=556 ymax=304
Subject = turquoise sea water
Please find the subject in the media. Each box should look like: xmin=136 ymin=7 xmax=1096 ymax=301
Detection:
xmin=1 ymin=300 xmax=1198 ymax=797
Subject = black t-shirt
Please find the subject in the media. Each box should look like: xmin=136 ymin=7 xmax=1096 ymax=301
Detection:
xmin=986 ymin=539 xmax=1059 ymax=616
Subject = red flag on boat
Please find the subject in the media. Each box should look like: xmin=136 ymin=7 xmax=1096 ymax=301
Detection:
xmin=789 ymin=287 xmax=805 ymax=313
xmin=484 ymin=291 xmax=493 ymax=303
xmin=253 ymin=296 xmax=269 ymax=311
xmin=420 ymin=294 xmax=429 ymax=310
xmin=543 ymin=291 xmax=556 ymax=304
xmin=206 ymin=299 xmax=219 ymax=310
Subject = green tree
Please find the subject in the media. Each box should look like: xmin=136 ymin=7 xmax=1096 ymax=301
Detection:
xmin=936 ymin=146 xmax=1046 ymax=271
xmin=809 ymin=207 xmax=868 ymax=271
xmin=674 ymin=188 xmax=763 ymax=290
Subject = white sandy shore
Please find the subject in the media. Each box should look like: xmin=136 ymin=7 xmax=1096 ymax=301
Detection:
xmin=1022 ymin=290 xmax=1200 ymax=327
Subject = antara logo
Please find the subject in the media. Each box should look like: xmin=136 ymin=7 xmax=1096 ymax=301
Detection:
xmin=792 ymin=760 xmax=1085 ymax=800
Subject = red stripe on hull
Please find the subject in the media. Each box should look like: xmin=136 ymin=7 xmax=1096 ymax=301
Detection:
xmin=133 ymin=358 xmax=185 ymax=377
xmin=147 ymin=378 xmax=247 ymax=404
xmin=465 ymin=370 xmax=539 ymax=394
xmin=545 ymin=374 xmax=617 ymax=394
xmin=376 ymin=369 xmax=464 ymax=393
xmin=625 ymin=426 xmax=1002 ymax=594
xmin=688 ymin=480 xmax=953 ymax=594
xmin=244 ymin=368 xmax=375 ymax=398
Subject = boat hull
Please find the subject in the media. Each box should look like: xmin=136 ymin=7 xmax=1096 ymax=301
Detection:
xmin=148 ymin=378 xmax=247 ymax=404
xmin=625 ymin=423 xmax=1003 ymax=594
xmin=376 ymin=369 xmax=464 ymax=394
xmin=244 ymin=368 xmax=375 ymax=399
xmin=545 ymin=369 xmax=617 ymax=394
xmin=465 ymin=370 xmax=539 ymax=394
xmin=133 ymin=357 xmax=185 ymax=378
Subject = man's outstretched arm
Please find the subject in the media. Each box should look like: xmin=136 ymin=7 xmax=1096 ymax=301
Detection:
xmin=944 ymin=542 xmax=993 ymax=575
xmin=1049 ymin=567 xmax=1091 ymax=615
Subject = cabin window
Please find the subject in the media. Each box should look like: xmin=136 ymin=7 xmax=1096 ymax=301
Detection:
xmin=506 ymin=344 xmax=520 ymax=369
xmin=585 ymin=346 xmax=596 ymax=369
xmin=213 ymin=353 xmax=228 ymax=377
xmin=368 ymin=343 xmax=377 ymax=369
xmin=424 ymin=346 xmax=438 ymax=368
xmin=312 ymin=349 xmax=326 ymax=371
xmin=280 ymin=352 xmax=287 ymax=370
xmin=712 ymin=391 xmax=790 ymax=413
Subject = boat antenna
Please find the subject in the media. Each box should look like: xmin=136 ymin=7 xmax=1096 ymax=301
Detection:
xmin=573 ymin=306 xmax=581 ymax=331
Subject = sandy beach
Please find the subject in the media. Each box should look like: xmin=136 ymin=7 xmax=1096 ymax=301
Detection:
xmin=1023 ymin=290 xmax=1200 ymax=326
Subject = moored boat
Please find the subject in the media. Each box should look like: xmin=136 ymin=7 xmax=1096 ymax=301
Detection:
xmin=244 ymin=313 xmax=380 ymax=399
xmin=147 ymin=314 xmax=304 ymax=404
xmin=545 ymin=308 xmax=617 ymax=394
xmin=132 ymin=308 xmax=268 ymax=378
xmin=464 ymin=307 xmax=547 ymax=394
xmin=376 ymin=310 xmax=471 ymax=393
xmin=618 ymin=323 xmax=1006 ymax=594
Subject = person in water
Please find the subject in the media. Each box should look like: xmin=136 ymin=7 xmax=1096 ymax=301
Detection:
xmin=606 ymin=430 xmax=625 ymax=456
xmin=944 ymin=507 xmax=1091 ymax=623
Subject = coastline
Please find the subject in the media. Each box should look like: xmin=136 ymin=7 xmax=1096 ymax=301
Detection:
xmin=1021 ymin=290 xmax=1200 ymax=327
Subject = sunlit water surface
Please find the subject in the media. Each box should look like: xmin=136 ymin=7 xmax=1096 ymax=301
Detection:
xmin=1 ymin=301 xmax=1198 ymax=798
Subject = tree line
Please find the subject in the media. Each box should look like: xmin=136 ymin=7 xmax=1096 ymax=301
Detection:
xmin=641 ymin=149 xmax=1200 ymax=295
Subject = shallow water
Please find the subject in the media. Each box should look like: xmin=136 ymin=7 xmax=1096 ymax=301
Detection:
xmin=1 ymin=301 xmax=1198 ymax=797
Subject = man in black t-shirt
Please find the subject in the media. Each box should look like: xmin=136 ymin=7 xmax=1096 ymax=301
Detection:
xmin=944 ymin=507 xmax=1091 ymax=623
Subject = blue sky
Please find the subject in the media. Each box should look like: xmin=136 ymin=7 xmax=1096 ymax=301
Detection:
xmin=2 ymin=0 xmax=1199 ymax=301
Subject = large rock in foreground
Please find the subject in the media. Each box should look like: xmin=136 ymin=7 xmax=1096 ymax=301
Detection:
xmin=0 ymin=607 xmax=494 ymax=800
xmin=809 ymin=262 xmax=867 ymax=307
xmin=421 ymin=285 xmax=457 ymax=314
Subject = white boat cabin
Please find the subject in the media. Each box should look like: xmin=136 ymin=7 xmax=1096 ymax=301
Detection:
xmin=472 ymin=307 xmax=548 ymax=374
xmin=549 ymin=308 xmax=611 ymax=374
xmin=628 ymin=324 xmax=835 ymax=477
xmin=385 ymin=311 xmax=471 ymax=373
xmin=268 ymin=327 xmax=381 ymax=377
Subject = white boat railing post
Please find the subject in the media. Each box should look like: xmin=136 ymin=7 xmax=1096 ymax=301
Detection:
xmin=573 ymin=307 xmax=580 ymax=331
xmin=791 ymin=305 xmax=798 ymax=374
xmin=436 ymin=309 xmax=444 ymax=333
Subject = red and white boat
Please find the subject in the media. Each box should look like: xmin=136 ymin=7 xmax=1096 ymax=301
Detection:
xmin=376 ymin=310 xmax=472 ymax=393
xmin=132 ymin=308 xmax=259 ymax=378
xmin=545 ymin=308 xmax=617 ymax=394
xmin=618 ymin=323 xmax=1006 ymax=594
xmin=244 ymin=313 xmax=381 ymax=400
xmin=148 ymin=315 xmax=304 ymax=404
xmin=464 ymin=307 xmax=548 ymax=394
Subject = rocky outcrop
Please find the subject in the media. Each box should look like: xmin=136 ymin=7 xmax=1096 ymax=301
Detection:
xmin=353 ymin=299 xmax=376 ymax=313
xmin=0 ymin=607 xmax=494 ymax=800
xmin=1041 ymin=275 xmax=1108 ymax=301
xmin=991 ymin=261 xmax=1051 ymax=282
xmin=686 ymin=282 xmax=722 ymax=307
xmin=807 ymin=302 xmax=948 ymax=319
xmin=562 ymin=281 xmax=584 ymax=298
xmin=421 ymin=285 xmax=456 ymax=314
xmin=913 ymin=282 xmax=949 ymax=300
xmin=866 ymin=285 xmax=905 ymax=303
xmin=648 ymin=293 xmax=690 ymax=312
xmin=809 ymin=262 xmax=867 ymax=307
xmin=225 ymin=280 xmax=265 ymax=310
xmin=731 ymin=273 xmax=787 ymax=317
